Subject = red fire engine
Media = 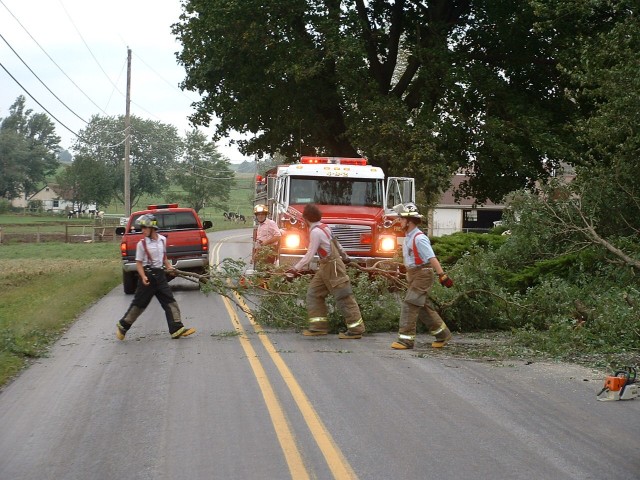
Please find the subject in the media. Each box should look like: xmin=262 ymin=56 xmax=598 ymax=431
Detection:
xmin=253 ymin=156 xmax=415 ymax=268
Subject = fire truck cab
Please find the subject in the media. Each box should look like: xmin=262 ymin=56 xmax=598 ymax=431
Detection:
xmin=253 ymin=156 xmax=415 ymax=268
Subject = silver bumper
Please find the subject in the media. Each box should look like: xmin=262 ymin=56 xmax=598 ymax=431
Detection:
xmin=122 ymin=255 xmax=209 ymax=272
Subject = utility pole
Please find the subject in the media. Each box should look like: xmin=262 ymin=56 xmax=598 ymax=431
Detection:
xmin=124 ymin=47 xmax=132 ymax=217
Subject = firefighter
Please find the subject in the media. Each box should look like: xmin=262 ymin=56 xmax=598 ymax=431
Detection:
xmin=253 ymin=204 xmax=281 ymax=267
xmin=116 ymin=214 xmax=196 ymax=340
xmin=392 ymin=203 xmax=454 ymax=350
xmin=287 ymin=203 xmax=365 ymax=339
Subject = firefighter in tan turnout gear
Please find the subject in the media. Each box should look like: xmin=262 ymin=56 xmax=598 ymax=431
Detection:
xmin=252 ymin=204 xmax=281 ymax=267
xmin=287 ymin=204 xmax=365 ymax=339
xmin=392 ymin=203 xmax=453 ymax=350
xmin=116 ymin=214 xmax=196 ymax=340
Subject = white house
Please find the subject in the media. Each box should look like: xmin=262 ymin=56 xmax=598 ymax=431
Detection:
xmin=13 ymin=183 xmax=96 ymax=214
xmin=427 ymin=174 xmax=505 ymax=237
xmin=427 ymin=168 xmax=576 ymax=237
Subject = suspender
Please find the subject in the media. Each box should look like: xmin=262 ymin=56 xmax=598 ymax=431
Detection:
xmin=140 ymin=236 xmax=166 ymax=267
xmin=312 ymin=223 xmax=332 ymax=258
xmin=412 ymin=232 xmax=425 ymax=266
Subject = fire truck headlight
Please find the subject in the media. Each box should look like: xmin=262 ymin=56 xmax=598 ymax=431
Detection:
xmin=283 ymin=233 xmax=301 ymax=249
xmin=379 ymin=235 xmax=396 ymax=252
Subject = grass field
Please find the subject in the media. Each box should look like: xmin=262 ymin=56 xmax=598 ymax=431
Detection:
xmin=100 ymin=172 xmax=256 ymax=221
xmin=0 ymin=243 xmax=121 ymax=387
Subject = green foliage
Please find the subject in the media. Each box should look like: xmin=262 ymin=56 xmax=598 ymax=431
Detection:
xmin=73 ymin=115 xmax=182 ymax=207
xmin=172 ymin=130 xmax=235 ymax=213
xmin=173 ymin=0 xmax=578 ymax=203
xmin=56 ymin=154 xmax=112 ymax=210
xmin=431 ymin=232 xmax=508 ymax=265
xmin=0 ymin=96 xmax=60 ymax=200
xmin=0 ymin=199 xmax=11 ymax=214
xmin=252 ymin=267 xmax=401 ymax=333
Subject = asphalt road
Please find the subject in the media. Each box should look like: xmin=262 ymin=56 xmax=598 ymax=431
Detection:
xmin=0 ymin=229 xmax=638 ymax=480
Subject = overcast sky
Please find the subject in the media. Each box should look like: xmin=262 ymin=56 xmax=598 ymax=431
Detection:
xmin=0 ymin=0 xmax=250 ymax=163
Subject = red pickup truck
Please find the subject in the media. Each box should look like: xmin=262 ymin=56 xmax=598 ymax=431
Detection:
xmin=115 ymin=203 xmax=213 ymax=293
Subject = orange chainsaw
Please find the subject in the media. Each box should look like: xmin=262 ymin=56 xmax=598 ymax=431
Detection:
xmin=596 ymin=366 xmax=638 ymax=401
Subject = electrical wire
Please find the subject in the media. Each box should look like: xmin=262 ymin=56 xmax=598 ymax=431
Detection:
xmin=0 ymin=0 xmax=109 ymax=115
xmin=0 ymin=32 xmax=88 ymax=124
xmin=0 ymin=59 xmax=78 ymax=136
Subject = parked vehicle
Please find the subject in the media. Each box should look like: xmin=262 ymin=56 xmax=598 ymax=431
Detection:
xmin=115 ymin=203 xmax=213 ymax=294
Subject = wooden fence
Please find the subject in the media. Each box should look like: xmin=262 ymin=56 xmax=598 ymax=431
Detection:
xmin=0 ymin=221 xmax=121 ymax=244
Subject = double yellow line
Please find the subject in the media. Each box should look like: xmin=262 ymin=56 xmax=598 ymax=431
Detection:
xmin=212 ymin=235 xmax=357 ymax=480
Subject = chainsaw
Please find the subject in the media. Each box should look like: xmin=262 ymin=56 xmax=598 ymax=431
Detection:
xmin=596 ymin=366 xmax=638 ymax=401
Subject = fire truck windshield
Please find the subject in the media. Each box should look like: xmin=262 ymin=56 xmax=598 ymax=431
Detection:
xmin=289 ymin=177 xmax=383 ymax=207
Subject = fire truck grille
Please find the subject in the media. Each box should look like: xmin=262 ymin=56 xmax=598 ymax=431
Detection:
xmin=329 ymin=224 xmax=371 ymax=252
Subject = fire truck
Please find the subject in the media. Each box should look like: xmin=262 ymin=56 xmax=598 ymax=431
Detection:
xmin=253 ymin=156 xmax=415 ymax=268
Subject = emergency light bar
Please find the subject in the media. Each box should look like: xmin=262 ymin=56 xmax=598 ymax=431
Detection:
xmin=300 ymin=156 xmax=368 ymax=166
xmin=147 ymin=203 xmax=179 ymax=210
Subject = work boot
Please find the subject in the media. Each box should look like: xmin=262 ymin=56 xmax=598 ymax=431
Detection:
xmin=431 ymin=329 xmax=452 ymax=348
xmin=391 ymin=340 xmax=413 ymax=350
xmin=302 ymin=329 xmax=328 ymax=336
xmin=116 ymin=321 xmax=127 ymax=341
xmin=171 ymin=326 xmax=196 ymax=339
xmin=338 ymin=331 xmax=362 ymax=339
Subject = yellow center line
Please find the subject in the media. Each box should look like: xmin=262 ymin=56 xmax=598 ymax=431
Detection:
xmin=220 ymin=295 xmax=310 ymax=480
xmin=213 ymin=234 xmax=357 ymax=479
xmin=233 ymin=292 xmax=358 ymax=480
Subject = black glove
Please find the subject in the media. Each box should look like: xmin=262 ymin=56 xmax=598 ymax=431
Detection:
xmin=438 ymin=273 xmax=454 ymax=288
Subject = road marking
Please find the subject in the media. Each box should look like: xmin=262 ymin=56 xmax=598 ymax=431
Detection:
xmin=221 ymin=296 xmax=310 ymax=480
xmin=233 ymin=292 xmax=358 ymax=480
xmin=214 ymin=236 xmax=357 ymax=479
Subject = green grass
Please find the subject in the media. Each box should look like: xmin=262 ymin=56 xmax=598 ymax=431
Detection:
xmin=101 ymin=173 xmax=256 ymax=219
xmin=0 ymin=243 xmax=121 ymax=387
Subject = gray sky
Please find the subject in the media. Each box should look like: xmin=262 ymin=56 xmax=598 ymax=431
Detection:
xmin=0 ymin=0 xmax=249 ymax=163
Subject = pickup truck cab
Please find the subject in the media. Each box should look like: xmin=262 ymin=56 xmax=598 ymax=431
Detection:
xmin=115 ymin=203 xmax=213 ymax=293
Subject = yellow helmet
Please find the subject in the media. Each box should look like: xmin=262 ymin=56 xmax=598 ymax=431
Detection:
xmin=254 ymin=204 xmax=268 ymax=214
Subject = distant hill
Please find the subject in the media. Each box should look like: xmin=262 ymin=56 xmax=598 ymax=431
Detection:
xmin=57 ymin=149 xmax=72 ymax=164
xmin=233 ymin=160 xmax=258 ymax=173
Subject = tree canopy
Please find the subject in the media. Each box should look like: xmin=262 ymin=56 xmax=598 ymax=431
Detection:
xmin=173 ymin=129 xmax=235 ymax=213
xmin=56 ymin=154 xmax=112 ymax=211
xmin=73 ymin=115 xmax=182 ymax=208
xmin=0 ymin=96 xmax=60 ymax=200
xmin=173 ymin=0 xmax=581 ymax=204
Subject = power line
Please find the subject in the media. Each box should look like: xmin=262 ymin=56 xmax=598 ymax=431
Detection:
xmin=133 ymin=51 xmax=196 ymax=103
xmin=0 ymin=32 xmax=88 ymax=124
xmin=0 ymin=59 xmax=78 ymax=136
xmin=0 ymin=0 xmax=109 ymax=115
xmin=56 ymin=0 xmax=124 ymax=98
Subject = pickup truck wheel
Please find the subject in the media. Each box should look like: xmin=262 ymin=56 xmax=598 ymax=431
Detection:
xmin=123 ymin=271 xmax=138 ymax=294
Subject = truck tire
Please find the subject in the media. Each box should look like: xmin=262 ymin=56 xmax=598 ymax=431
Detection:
xmin=123 ymin=271 xmax=138 ymax=294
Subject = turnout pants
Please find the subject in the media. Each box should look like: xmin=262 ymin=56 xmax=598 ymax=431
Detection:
xmin=305 ymin=249 xmax=364 ymax=334
xmin=118 ymin=268 xmax=185 ymax=335
xmin=397 ymin=267 xmax=449 ymax=347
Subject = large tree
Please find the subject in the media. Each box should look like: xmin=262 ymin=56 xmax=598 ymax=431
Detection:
xmin=56 ymin=154 xmax=112 ymax=211
xmin=0 ymin=96 xmax=60 ymax=199
xmin=73 ymin=115 xmax=182 ymax=207
xmin=173 ymin=130 xmax=234 ymax=213
xmin=173 ymin=0 xmax=577 ymax=204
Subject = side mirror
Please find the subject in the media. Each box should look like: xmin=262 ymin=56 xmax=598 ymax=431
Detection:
xmin=202 ymin=220 xmax=213 ymax=230
xmin=115 ymin=226 xmax=126 ymax=236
